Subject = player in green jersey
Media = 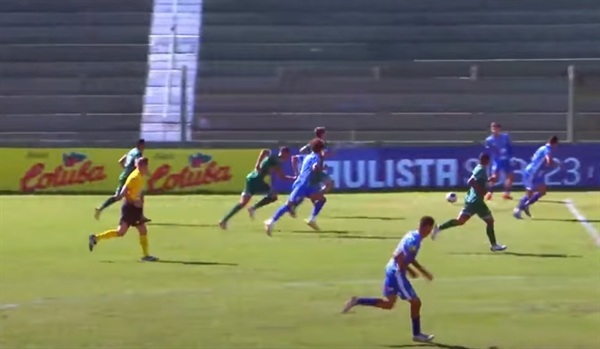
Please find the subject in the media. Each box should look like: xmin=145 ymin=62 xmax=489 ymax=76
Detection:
xmin=95 ymin=139 xmax=148 ymax=221
xmin=219 ymin=147 xmax=294 ymax=229
xmin=432 ymin=153 xmax=507 ymax=252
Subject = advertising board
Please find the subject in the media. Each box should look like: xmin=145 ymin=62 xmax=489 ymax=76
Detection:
xmin=0 ymin=148 xmax=259 ymax=194
xmin=271 ymin=144 xmax=600 ymax=192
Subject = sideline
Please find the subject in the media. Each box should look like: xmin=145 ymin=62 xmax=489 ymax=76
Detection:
xmin=564 ymin=199 xmax=600 ymax=247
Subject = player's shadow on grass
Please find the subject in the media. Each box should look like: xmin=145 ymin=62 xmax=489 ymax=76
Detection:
xmin=533 ymin=218 xmax=600 ymax=223
xmin=539 ymin=199 xmax=567 ymax=204
xmin=450 ymin=252 xmax=581 ymax=258
xmin=290 ymin=230 xmax=354 ymax=235
xmin=331 ymin=215 xmax=405 ymax=221
xmin=157 ymin=260 xmax=238 ymax=266
xmin=149 ymin=222 xmax=216 ymax=228
xmin=383 ymin=342 xmax=480 ymax=349
xmin=291 ymin=231 xmax=403 ymax=240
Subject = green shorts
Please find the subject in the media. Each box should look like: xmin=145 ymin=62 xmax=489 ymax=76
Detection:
xmin=115 ymin=178 xmax=127 ymax=195
xmin=242 ymin=177 xmax=272 ymax=196
xmin=461 ymin=200 xmax=492 ymax=219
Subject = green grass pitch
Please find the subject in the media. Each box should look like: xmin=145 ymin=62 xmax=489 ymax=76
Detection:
xmin=1 ymin=193 xmax=599 ymax=349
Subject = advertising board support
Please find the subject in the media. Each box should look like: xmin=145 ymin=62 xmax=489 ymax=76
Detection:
xmin=180 ymin=65 xmax=188 ymax=143
xmin=567 ymin=65 xmax=575 ymax=143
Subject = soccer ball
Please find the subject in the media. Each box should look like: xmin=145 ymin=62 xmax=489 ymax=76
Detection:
xmin=446 ymin=192 xmax=457 ymax=203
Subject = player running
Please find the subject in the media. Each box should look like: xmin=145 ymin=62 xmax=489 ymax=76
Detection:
xmin=95 ymin=139 xmax=150 ymax=222
xmin=290 ymin=153 xmax=333 ymax=231
xmin=484 ymin=122 xmax=514 ymax=200
xmin=341 ymin=216 xmax=436 ymax=343
xmin=296 ymin=127 xmax=334 ymax=229
xmin=513 ymin=136 xmax=559 ymax=219
xmin=88 ymin=157 xmax=158 ymax=261
xmin=432 ymin=153 xmax=507 ymax=252
xmin=219 ymin=147 xmax=294 ymax=229
xmin=264 ymin=139 xmax=326 ymax=236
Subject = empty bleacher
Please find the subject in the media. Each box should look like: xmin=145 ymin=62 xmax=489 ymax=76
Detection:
xmin=195 ymin=0 xmax=600 ymax=143
xmin=0 ymin=0 xmax=152 ymax=142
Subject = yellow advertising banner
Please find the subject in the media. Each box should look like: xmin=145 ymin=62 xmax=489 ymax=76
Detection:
xmin=0 ymin=148 xmax=261 ymax=194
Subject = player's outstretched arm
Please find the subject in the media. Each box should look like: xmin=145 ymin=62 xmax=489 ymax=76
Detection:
xmin=412 ymin=260 xmax=433 ymax=281
xmin=274 ymin=167 xmax=295 ymax=181
xmin=299 ymin=144 xmax=311 ymax=154
xmin=116 ymin=184 xmax=128 ymax=201
xmin=255 ymin=149 xmax=270 ymax=170
xmin=118 ymin=154 xmax=127 ymax=168
xmin=291 ymin=156 xmax=300 ymax=176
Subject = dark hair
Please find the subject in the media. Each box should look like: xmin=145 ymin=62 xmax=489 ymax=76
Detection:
xmin=279 ymin=146 xmax=290 ymax=153
xmin=479 ymin=152 xmax=491 ymax=161
xmin=137 ymin=139 xmax=145 ymax=145
xmin=420 ymin=216 xmax=435 ymax=227
xmin=315 ymin=127 xmax=326 ymax=137
xmin=310 ymin=138 xmax=325 ymax=153
xmin=491 ymin=122 xmax=501 ymax=128
xmin=549 ymin=135 xmax=559 ymax=145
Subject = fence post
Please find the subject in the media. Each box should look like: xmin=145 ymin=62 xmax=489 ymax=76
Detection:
xmin=567 ymin=65 xmax=575 ymax=143
xmin=180 ymin=65 xmax=188 ymax=142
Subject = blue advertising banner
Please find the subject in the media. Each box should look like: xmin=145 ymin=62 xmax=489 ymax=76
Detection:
xmin=272 ymin=144 xmax=600 ymax=192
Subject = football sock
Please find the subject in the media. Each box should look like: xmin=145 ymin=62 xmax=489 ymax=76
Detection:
xmin=517 ymin=195 xmax=529 ymax=210
xmin=486 ymin=224 xmax=497 ymax=245
xmin=139 ymin=235 xmax=149 ymax=257
xmin=356 ymin=298 xmax=380 ymax=306
xmin=309 ymin=199 xmax=326 ymax=221
xmin=271 ymin=205 xmax=290 ymax=222
xmin=252 ymin=196 xmax=277 ymax=210
xmin=99 ymin=196 xmax=117 ymax=211
xmin=438 ymin=219 xmax=460 ymax=230
xmin=526 ymin=192 xmax=542 ymax=207
xmin=222 ymin=203 xmax=244 ymax=222
xmin=95 ymin=230 xmax=119 ymax=241
xmin=504 ymin=181 xmax=512 ymax=194
xmin=411 ymin=317 xmax=421 ymax=336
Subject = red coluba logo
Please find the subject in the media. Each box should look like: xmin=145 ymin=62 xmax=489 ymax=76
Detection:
xmin=147 ymin=152 xmax=232 ymax=192
xmin=20 ymin=152 xmax=107 ymax=192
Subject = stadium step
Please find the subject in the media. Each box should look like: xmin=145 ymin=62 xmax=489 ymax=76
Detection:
xmin=141 ymin=0 xmax=202 ymax=142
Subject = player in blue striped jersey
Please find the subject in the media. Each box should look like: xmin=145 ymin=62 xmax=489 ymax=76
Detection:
xmin=514 ymin=136 xmax=560 ymax=219
xmin=290 ymin=153 xmax=333 ymax=230
xmin=342 ymin=216 xmax=436 ymax=343
xmin=264 ymin=138 xmax=326 ymax=236
xmin=484 ymin=122 xmax=514 ymax=200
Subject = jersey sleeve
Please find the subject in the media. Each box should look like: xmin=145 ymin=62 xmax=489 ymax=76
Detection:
xmin=299 ymin=143 xmax=311 ymax=154
xmin=484 ymin=137 xmax=492 ymax=149
xmin=470 ymin=166 xmax=485 ymax=180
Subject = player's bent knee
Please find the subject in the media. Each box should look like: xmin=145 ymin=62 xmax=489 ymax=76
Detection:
xmin=380 ymin=301 xmax=395 ymax=310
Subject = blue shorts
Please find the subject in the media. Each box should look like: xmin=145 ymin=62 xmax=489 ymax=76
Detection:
xmin=492 ymin=159 xmax=512 ymax=175
xmin=288 ymin=182 xmax=319 ymax=205
xmin=523 ymin=171 xmax=545 ymax=191
xmin=382 ymin=270 xmax=417 ymax=300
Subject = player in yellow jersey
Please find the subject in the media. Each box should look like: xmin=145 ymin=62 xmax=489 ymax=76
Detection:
xmin=88 ymin=157 xmax=158 ymax=261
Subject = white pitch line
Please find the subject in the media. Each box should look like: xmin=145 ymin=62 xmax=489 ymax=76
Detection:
xmin=564 ymin=199 xmax=600 ymax=247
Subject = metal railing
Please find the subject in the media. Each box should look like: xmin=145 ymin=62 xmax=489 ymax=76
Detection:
xmin=1 ymin=59 xmax=599 ymax=146
xmin=162 ymin=0 xmax=179 ymax=120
